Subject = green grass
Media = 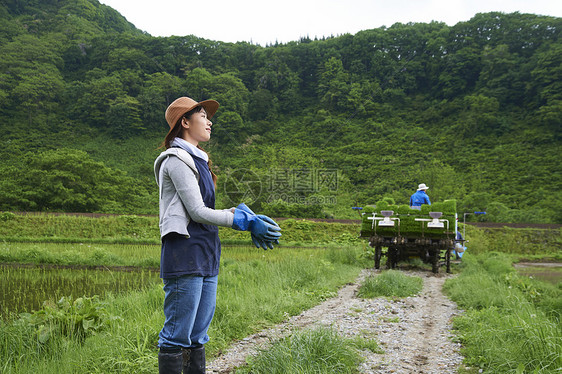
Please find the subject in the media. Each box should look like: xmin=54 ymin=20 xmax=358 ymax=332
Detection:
xmin=2 ymin=214 xmax=560 ymax=373
xmin=0 ymin=213 xmax=362 ymax=246
xmin=0 ymin=214 xmax=160 ymax=243
xmin=462 ymin=225 xmax=562 ymax=257
xmin=2 ymin=213 xmax=559 ymax=257
xmin=443 ymin=252 xmax=562 ymax=373
xmin=357 ymin=270 xmax=423 ymax=298
xmin=0 ymin=245 xmax=367 ymax=373
xmin=236 ymin=326 xmax=372 ymax=374
xmin=0 ymin=242 xmax=161 ymax=267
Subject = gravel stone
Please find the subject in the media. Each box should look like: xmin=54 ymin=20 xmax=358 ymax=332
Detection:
xmin=208 ymin=268 xmax=464 ymax=373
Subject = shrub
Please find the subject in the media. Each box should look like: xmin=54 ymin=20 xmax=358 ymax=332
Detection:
xmin=16 ymin=295 xmax=123 ymax=344
xmin=0 ymin=211 xmax=15 ymax=221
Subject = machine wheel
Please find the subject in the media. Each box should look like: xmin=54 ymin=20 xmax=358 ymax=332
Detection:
xmin=387 ymin=246 xmax=398 ymax=269
xmin=431 ymin=248 xmax=440 ymax=273
xmin=446 ymin=248 xmax=451 ymax=273
xmin=418 ymin=247 xmax=429 ymax=264
xmin=374 ymin=246 xmax=382 ymax=269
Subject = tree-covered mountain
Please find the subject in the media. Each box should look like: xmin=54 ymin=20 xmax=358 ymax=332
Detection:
xmin=0 ymin=0 xmax=560 ymax=222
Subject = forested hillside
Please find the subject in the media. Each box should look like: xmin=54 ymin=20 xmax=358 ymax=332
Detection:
xmin=0 ymin=0 xmax=560 ymax=222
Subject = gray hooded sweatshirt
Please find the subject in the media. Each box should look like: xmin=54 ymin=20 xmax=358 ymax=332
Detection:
xmin=154 ymin=148 xmax=233 ymax=239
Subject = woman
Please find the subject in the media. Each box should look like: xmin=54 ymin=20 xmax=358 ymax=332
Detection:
xmin=154 ymin=97 xmax=281 ymax=374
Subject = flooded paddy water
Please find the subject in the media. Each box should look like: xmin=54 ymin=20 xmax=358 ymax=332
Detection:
xmin=513 ymin=262 xmax=562 ymax=285
xmin=0 ymin=263 xmax=160 ymax=319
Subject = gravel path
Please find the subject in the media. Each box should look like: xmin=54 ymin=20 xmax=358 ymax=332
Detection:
xmin=208 ymin=268 xmax=464 ymax=373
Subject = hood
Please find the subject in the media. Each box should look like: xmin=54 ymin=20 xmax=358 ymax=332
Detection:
xmin=154 ymin=148 xmax=198 ymax=186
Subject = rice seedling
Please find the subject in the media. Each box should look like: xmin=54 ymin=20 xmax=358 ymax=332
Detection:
xmin=0 ymin=242 xmax=160 ymax=267
xmin=0 ymin=264 xmax=160 ymax=320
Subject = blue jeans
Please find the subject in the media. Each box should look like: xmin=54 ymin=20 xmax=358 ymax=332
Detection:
xmin=158 ymin=275 xmax=218 ymax=348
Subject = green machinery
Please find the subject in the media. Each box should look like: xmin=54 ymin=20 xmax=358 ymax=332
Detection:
xmin=358 ymin=200 xmax=457 ymax=273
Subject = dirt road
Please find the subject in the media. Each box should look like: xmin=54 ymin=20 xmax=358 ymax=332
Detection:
xmin=208 ymin=269 xmax=464 ymax=373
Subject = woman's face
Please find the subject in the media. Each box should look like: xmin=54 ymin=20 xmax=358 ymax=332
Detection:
xmin=181 ymin=108 xmax=212 ymax=145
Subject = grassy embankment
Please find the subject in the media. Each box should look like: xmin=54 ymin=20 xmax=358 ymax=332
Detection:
xmin=443 ymin=222 xmax=561 ymax=374
xmin=443 ymin=223 xmax=561 ymax=373
xmin=462 ymin=224 xmax=562 ymax=261
xmin=445 ymin=251 xmax=561 ymax=373
xmin=0 ymin=212 xmax=361 ymax=247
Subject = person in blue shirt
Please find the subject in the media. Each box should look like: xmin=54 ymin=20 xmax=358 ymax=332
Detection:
xmin=409 ymin=183 xmax=431 ymax=208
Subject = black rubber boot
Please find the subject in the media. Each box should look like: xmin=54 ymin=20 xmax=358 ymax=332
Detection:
xmin=182 ymin=345 xmax=205 ymax=374
xmin=158 ymin=346 xmax=183 ymax=374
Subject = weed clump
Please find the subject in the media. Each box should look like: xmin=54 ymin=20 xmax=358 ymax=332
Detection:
xmin=357 ymin=270 xmax=423 ymax=298
xmin=237 ymin=327 xmax=369 ymax=374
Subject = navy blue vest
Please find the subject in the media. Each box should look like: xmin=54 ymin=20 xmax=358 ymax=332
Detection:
xmin=160 ymin=154 xmax=221 ymax=278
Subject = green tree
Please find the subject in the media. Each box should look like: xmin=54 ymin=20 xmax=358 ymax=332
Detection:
xmin=317 ymin=57 xmax=350 ymax=111
xmin=413 ymin=160 xmax=466 ymax=204
xmin=458 ymin=94 xmax=500 ymax=136
xmin=0 ymin=7 xmax=560 ymax=222
xmin=477 ymin=44 xmax=526 ymax=105
xmin=530 ymin=42 xmax=562 ymax=128
xmin=69 ymin=71 xmax=127 ymax=128
xmin=106 ymin=95 xmax=144 ymax=137
xmin=0 ymin=33 xmax=64 ymax=122
xmin=3 ymin=149 xmax=152 ymax=213
xmin=138 ymin=72 xmax=183 ymax=131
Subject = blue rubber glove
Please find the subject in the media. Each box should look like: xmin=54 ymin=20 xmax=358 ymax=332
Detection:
xmin=236 ymin=203 xmax=281 ymax=232
xmin=252 ymin=216 xmax=280 ymax=249
xmin=232 ymin=203 xmax=281 ymax=249
xmin=254 ymin=215 xmax=280 ymax=248
xmin=232 ymin=209 xmax=281 ymax=240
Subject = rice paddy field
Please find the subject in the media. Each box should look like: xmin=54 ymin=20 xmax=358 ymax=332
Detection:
xmin=0 ymin=263 xmax=160 ymax=319
xmin=0 ymin=242 xmax=161 ymax=267
xmin=0 ymin=241 xmax=359 ymax=320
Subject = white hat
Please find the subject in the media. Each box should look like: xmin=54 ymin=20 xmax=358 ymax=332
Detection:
xmin=417 ymin=183 xmax=429 ymax=191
